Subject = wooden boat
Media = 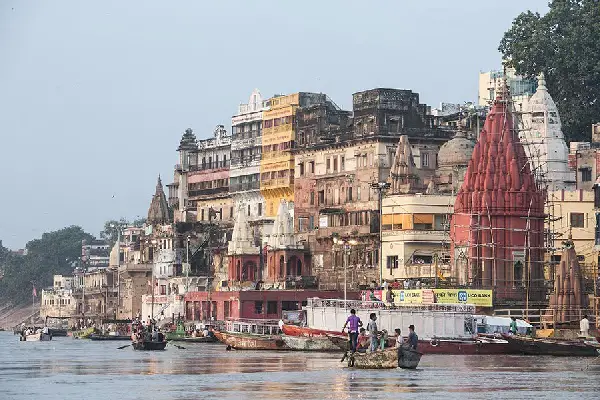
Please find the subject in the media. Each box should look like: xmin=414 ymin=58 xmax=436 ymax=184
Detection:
xmin=89 ymin=333 xmax=131 ymax=341
xmin=73 ymin=327 xmax=95 ymax=339
xmin=170 ymin=335 xmax=217 ymax=343
xmin=214 ymin=331 xmax=288 ymax=350
xmin=132 ymin=338 xmax=167 ymax=350
xmin=503 ymin=334 xmax=600 ymax=357
xmin=346 ymin=347 xmax=422 ymax=369
xmin=20 ymin=332 xmax=52 ymax=342
xmin=281 ymin=324 xmax=343 ymax=338
xmin=328 ymin=334 xmax=513 ymax=355
xmin=281 ymin=334 xmax=340 ymax=351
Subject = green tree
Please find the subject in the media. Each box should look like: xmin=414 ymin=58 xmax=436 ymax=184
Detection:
xmin=0 ymin=226 xmax=94 ymax=304
xmin=499 ymin=0 xmax=600 ymax=143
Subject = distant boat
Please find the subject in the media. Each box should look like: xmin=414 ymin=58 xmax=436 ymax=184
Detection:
xmin=89 ymin=333 xmax=131 ymax=341
xmin=214 ymin=331 xmax=288 ymax=350
xmin=20 ymin=332 xmax=52 ymax=342
xmin=131 ymin=337 xmax=167 ymax=351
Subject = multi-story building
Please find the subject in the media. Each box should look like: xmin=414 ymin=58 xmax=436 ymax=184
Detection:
xmin=173 ymin=126 xmax=233 ymax=223
xmin=230 ymin=89 xmax=270 ymax=244
xmin=260 ymin=93 xmax=327 ymax=217
xmin=81 ymin=239 xmax=110 ymax=270
xmin=294 ymin=88 xmax=453 ymax=290
xmin=40 ymin=275 xmax=76 ymax=319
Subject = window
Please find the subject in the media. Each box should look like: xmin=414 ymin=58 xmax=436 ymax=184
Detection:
xmin=230 ymin=207 xmax=234 ymax=218
xmin=299 ymin=162 xmax=305 ymax=176
xmin=309 ymin=215 xmax=314 ymax=230
xmin=309 ymin=191 xmax=315 ymax=205
xmin=258 ymin=203 xmax=262 ymax=216
xmin=341 ymin=156 xmax=345 ymax=171
xmin=326 ymin=158 xmax=331 ymax=171
xmin=298 ymin=217 xmax=308 ymax=232
xmin=357 ymin=186 xmax=361 ymax=201
xmin=254 ymin=301 xmax=263 ymax=314
xmin=160 ymin=285 xmax=166 ymax=295
xmin=281 ymin=301 xmax=298 ymax=311
xmin=347 ymin=187 xmax=353 ymax=202
xmin=267 ymin=301 xmax=277 ymax=315
xmin=309 ymin=161 xmax=315 ymax=173
xmin=422 ymin=153 xmax=429 ymax=168
xmin=577 ymin=255 xmax=586 ymax=262
xmin=570 ymin=213 xmax=585 ymax=228
xmin=412 ymin=255 xmax=433 ymax=264
xmin=318 ymin=190 xmax=325 ymax=205
xmin=333 ymin=157 xmax=338 ymax=172
xmin=247 ymin=204 xmax=251 ymax=216
xmin=387 ymin=256 xmax=398 ymax=270
xmin=201 ymin=209 xmax=205 ymax=221
xmin=224 ymin=301 xmax=230 ymax=319
xmin=434 ymin=214 xmax=448 ymax=230
xmin=581 ymin=168 xmax=592 ymax=182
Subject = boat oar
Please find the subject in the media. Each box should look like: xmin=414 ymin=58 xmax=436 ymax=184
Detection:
xmin=117 ymin=344 xmax=131 ymax=349
xmin=170 ymin=342 xmax=186 ymax=350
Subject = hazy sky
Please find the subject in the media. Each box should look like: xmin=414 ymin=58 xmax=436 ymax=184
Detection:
xmin=0 ymin=0 xmax=549 ymax=249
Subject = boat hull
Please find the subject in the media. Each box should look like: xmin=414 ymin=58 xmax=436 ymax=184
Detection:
xmin=328 ymin=335 xmax=513 ymax=355
xmin=504 ymin=335 xmax=600 ymax=357
xmin=281 ymin=324 xmax=343 ymax=338
xmin=214 ymin=331 xmax=288 ymax=350
xmin=20 ymin=333 xmax=52 ymax=342
xmin=89 ymin=334 xmax=131 ymax=341
xmin=347 ymin=347 xmax=422 ymax=369
xmin=132 ymin=340 xmax=167 ymax=351
xmin=170 ymin=336 xmax=217 ymax=343
xmin=281 ymin=335 xmax=340 ymax=351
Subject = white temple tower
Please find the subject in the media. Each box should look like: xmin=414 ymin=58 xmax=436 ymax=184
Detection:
xmin=519 ymin=73 xmax=575 ymax=191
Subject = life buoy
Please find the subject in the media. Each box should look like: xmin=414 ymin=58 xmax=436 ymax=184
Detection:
xmin=430 ymin=339 xmax=440 ymax=347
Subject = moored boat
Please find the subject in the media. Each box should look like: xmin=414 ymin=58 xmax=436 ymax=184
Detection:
xmin=89 ymin=333 xmax=131 ymax=341
xmin=132 ymin=338 xmax=167 ymax=350
xmin=346 ymin=347 xmax=422 ymax=369
xmin=214 ymin=331 xmax=288 ymax=350
xmin=503 ymin=334 xmax=600 ymax=357
xmin=281 ymin=324 xmax=343 ymax=338
xmin=20 ymin=332 xmax=52 ymax=342
xmin=281 ymin=334 xmax=340 ymax=351
xmin=72 ymin=327 xmax=95 ymax=339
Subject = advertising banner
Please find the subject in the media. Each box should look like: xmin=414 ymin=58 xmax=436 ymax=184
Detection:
xmin=389 ymin=288 xmax=493 ymax=307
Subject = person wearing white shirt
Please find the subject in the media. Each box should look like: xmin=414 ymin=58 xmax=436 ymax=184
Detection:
xmin=580 ymin=315 xmax=590 ymax=337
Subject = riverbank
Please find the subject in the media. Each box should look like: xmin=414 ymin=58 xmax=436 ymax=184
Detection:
xmin=0 ymin=303 xmax=40 ymax=330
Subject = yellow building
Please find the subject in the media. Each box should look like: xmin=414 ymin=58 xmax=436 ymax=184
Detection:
xmin=261 ymin=92 xmax=325 ymax=216
xmin=381 ymin=194 xmax=455 ymax=282
xmin=547 ymin=189 xmax=596 ymax=277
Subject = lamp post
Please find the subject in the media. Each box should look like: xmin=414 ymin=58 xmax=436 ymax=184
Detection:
xmin=370 ymin=181 xmax=391 ymax=288
xmin=333 ymin=237 xmax=358 ymax=306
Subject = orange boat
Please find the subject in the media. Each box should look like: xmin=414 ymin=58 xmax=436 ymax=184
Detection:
xmin=281 ymin=324 xmax=343 ymax=338
xmin=214 ymin=331 xmax=288 ymax=350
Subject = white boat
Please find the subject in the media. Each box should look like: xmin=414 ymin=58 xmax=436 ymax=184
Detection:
xmin=20 ymin=332 xmax=52 ymax=341
xmin=281 ymin=334 xmax=340 ymax=351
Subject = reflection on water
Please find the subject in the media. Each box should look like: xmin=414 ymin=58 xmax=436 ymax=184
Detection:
xmin=1 ymin=332 xmax=599 ymax=400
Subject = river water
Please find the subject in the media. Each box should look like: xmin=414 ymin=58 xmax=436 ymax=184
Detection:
xmin=1 ymin=332 xmax=599 ymax=400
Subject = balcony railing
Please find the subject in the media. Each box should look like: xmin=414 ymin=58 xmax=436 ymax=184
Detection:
xmin=230 ymin=155 xmax=261 ymax=166
xmin=261 ymin=177 xmax=294 ymax=189
xmin=230 ymin=181 xmax=260 ymax=192
xmin=261 ymin=150 xmax=290 ymax=160
xmin=188 ymin=161 xmax=230 ymax=172
xmin=188 ymin=186 xmax=229 ymax=198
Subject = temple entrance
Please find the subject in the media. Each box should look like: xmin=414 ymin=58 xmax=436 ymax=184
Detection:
xmin=286 ymin=256 xmax=302 ymax=277
xmin=242 ymin=261 xmax=257 ymax=281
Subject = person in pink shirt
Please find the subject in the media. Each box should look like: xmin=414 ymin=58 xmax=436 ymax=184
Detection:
xmin=342 ymin=309 xmax=363 ymax=353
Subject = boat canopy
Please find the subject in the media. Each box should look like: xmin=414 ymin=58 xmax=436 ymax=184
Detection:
xmin=476 ymin=315 xmax=532 ymax=334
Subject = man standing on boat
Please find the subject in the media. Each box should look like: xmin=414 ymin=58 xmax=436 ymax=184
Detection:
xmin=367 ymin=313 xmax=379 ymax=352
xmin=509 ymin=317 xmax=518 ymax=335
xmin=342 ymin=309 xmax=363 ymax=353
xmin=407 ymin=325 xmax=418 ymax=350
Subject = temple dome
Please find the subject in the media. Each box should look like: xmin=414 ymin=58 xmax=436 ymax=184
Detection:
xmin=437 ymin=130 xmax=475 ymax=168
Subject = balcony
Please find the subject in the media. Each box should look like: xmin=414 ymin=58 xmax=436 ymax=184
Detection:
xmin=230 ymin=181 xmax=260 ymax=193
xmin=231 ymin=136 xmax=262 ymax=150
xmin=188 ymin=161 xmax=230 ymax=172
xmin=261 ymin=150 xmax=290 ymax=160
xmin=316 ymin=224 xmax=377 ymax=239
xmin=261 ymin=177 xmax=294 ymax=190
xmin=230 ymin=155 xmax=261 ymax=167
xmin=188 ymin=186 xmax=229 ymax=198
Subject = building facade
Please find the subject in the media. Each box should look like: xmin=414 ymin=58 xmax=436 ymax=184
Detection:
xmin=230 ymin=89 xmax=269 ymax=222
xmin=294 ymin=88 xmax=453 ymax=291
xmin=260 ymin=93 xmax=326 ymax=217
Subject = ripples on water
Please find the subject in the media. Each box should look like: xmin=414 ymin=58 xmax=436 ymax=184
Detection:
xmin=1 ymin=332 xmax=599 ymax=400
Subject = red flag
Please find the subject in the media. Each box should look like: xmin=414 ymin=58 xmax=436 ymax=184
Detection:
xmin=32 ymin=286 xmax=37 ymax=297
